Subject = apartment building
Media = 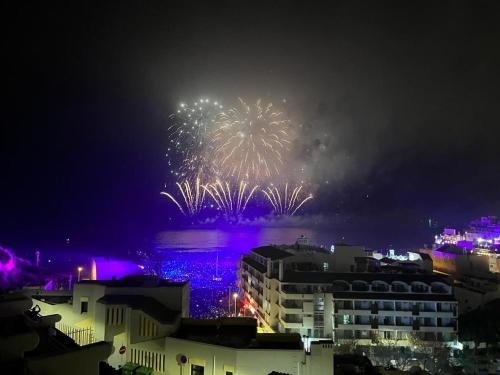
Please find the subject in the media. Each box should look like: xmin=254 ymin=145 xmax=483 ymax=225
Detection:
xmin=239 ymin=241 xmax=458 ymax=347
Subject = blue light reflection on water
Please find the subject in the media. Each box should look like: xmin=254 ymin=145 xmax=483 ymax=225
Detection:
xmin=152 ymin=227 xmax=320 ymax=318
xmin=149 ymin=221 xmax=434 ymax=318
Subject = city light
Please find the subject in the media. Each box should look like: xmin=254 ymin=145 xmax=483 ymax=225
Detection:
xmin=232 ymin=292 xmax=238 ymax=316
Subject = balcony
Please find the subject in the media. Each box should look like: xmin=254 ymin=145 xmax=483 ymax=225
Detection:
xmin=395 ymin=318 xmax=413 ymax=328
xmin=437 ymin=305 xmax=456 ymax=313
xmin=354 ymin=303 xmax=372 ymax=311
xmin=281 ymin=285 xmax=313 ymax=298
xmin=280 ymin=301 xmax=302 ymax=314
xmin=372 ymin=285 xmax=389 ymax=292
xmin=352 ymin=283 xmax=369 ymax=292
xmin=395 ymin=303 xmax=413 ymax=311
xmin=391 ymin=286 xmax=409 ymax=293
xmin=411 ymin=286 xmax=429 ymax=293
xmin=379 ymin=317 xmax=394 ymax=326
xmin=431 ymin=286 xmax=449 ymax=294
xmin=279 ymin=317 xmax=302 ymax=329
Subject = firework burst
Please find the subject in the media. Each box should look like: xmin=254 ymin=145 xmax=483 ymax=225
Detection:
xmin=203 ymin=179 xmax=259 ymax=218
xmin=211 ymin=98 xmax=293 ymax=182
xmin=161 ymin=177 xmax=206 ymax=216
xmin=261 ymin=183 xmax=313 ymax=216
xmin=166 ymin=98 xmax=223 ymax=180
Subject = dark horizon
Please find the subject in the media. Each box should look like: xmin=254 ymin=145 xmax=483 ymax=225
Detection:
xmin=2 ymin=1 xmax=500 ymax=251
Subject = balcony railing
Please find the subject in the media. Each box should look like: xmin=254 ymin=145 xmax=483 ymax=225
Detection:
xmin=282 ymin=301 xmax=302 ymax=309
xmin=283 ymin=316 xmax=303 ymax=324
xmin=281 ymin=285 xmax=314 ymax=294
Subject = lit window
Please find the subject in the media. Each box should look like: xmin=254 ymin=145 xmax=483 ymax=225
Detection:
xmin=323 ymin=262 xmax=329 ymax=271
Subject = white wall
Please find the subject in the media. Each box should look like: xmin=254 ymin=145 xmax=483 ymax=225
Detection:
xmin=164 ymin=337 xmax=237 ymax=375
xmin=236 ymin=349 xmax=304 ymax=375
xmin=162 ymin=337 xmax=308 ymax=375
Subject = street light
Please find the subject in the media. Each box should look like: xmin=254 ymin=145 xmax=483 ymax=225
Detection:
xmin=232 ymin=292 xmax=238 ymax=316
xmin=77 ymin=266 xmax=83 ymax=282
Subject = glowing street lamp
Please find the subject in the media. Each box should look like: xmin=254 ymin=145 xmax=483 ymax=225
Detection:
xmin=77 ymin=266 xmax=83 ymax=282
xmin=233 ymin=292 xmax=238 ymax=316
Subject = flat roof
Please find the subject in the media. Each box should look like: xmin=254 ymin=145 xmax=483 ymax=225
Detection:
xmin=79 ymin=275 xmax=187 ymax=288
xmin=251 ymin=246 xmax=293 ymax=260
xmin=174 ymin=318 xmax=302 ymax=350
xmin=97 ymin=294 xmax=180 ymax=324
xmin=32 ymin=295 xmax=72 ymax=305
xmin=241 ymin=256 xmax=267 ymax=273
xmin=331 ymin=291 xmax=456 ymax=301
xmin=281 ymin=271 xmax=451 ymax=285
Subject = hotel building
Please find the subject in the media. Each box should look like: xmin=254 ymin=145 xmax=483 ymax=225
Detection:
xmin=238 ymin=240 xmax=458 ymax=346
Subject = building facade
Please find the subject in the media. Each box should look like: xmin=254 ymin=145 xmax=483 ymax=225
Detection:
xmin=239 ymin=242 xmax=458 ymax=347
xmin=29 ymin=274 xmax=334 ymax=374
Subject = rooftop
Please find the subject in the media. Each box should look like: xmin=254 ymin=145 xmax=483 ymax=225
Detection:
xmin=251 ymin=246 xmax=293 ymax=260
xmin=32 ymin=295 xmax=72 ymax=305
xmin=281 ymin=271 xmax=451 ymax=285
xmin=97 ymin=294 xmax=180 ymax=324
xmin=419 ymin=252 xmax=432 ymax=261
xmin=78 ymin=275 xmax=187 ymax=288
xmin=434 ymin=244 xmax=467 ymax=255
xmin=241 ymin=256 xmax=267 ymax=273
xmin=330 ymin=291 xmax=456 ymax=301
xmin=174 ymin=317 xmax=303 ymax=349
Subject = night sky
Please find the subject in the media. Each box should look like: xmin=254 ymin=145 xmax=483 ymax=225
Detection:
xmin=2 ymin=1 xmax=500 ymax=250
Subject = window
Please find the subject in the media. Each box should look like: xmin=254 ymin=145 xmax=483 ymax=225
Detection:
xmin=323 ymin=262 xmax=329 ymax=271
xmin=342 ymin=314 xmax=352 ymax=324
xmin=191 ymin=365 xmax=204 ymax=375
xmin=80 ymin=301 xmax=88 ymax=313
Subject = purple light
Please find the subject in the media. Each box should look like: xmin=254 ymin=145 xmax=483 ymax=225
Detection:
xmin=0 ymin=246 xmax=16 ymax=273
xmin=0 ymin=246 xmax=18 ymax=287
xmin=91 ymin=257 xmax=144 ymax=280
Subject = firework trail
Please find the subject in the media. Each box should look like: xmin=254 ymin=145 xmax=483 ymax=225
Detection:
xmin=203 ymin=179 xmax=259 ymax=218
xmin=161 ymin=178 xmax=206 ymax=216
xmin=211 ymin=98 xmax=293 ymax=182
xmin=261 ymin=183 xmax=313 ymax=216
xmin=166 ymin=99 xmax=223 ymax=180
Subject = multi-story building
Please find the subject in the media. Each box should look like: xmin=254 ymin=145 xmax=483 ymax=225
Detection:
xmin=422 ymin=217 xmax=500 ymax=315
xmin=28 ymin=274 xmax=334 ymax=374
xmin=239 ymin=240 xmax=458 ymax=347
xmin=30 ymin=275 xmax=189 ymax=371
xmin=433 ymin=216 xmax=500 ymax=250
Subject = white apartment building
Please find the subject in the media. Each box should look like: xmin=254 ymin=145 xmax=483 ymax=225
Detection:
xmin=238 ymin=242 xmax=458 ymax=347
xmin=29 ymin=274 xmax=334 ymax=375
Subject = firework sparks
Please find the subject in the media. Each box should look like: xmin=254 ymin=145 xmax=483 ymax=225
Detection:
xmin=211 ymin=98 xmax=293 ymax=182
xmin=161 ymin=178 xmax=206 ymax=216
xmin=261 ymin=183 xmax=313 ymax=216
xmin=166 ymin=98 xmax=223 ymax=180
xmin=203 ymin=179 xmax=259 ymax=218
